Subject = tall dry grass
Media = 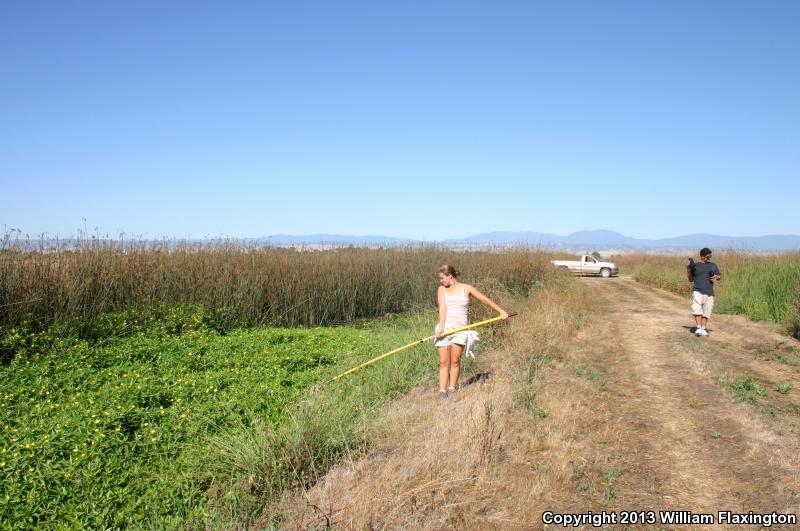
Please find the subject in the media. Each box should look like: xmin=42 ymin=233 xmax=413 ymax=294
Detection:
xmin=0 ymin=234 xmax=557 ymax=333
xmin=613 ymin=250 xmax=800 ymax=336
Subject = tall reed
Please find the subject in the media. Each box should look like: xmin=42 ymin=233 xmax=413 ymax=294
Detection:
xmin=0 ymin=236 xmax=556 ymax=334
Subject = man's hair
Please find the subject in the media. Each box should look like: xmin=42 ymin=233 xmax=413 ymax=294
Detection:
xmin=700 ymin=248 xmax=712 ymax=257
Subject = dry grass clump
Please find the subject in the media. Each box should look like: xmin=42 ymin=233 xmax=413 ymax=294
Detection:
xmin=612 ymin=252 xmax=690 ymax=295
xmin=276 ymin=278 xmax=597 ymax=529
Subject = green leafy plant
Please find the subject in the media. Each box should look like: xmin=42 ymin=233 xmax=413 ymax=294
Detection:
xmin=730 ymin=376 xmax=766 ymax=404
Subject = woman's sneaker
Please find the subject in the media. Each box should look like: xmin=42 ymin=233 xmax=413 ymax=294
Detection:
xmin=696 ymin=327 xmax=709 ymax=336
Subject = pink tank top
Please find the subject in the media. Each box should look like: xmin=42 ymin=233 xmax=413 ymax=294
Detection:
xmin=444 ymin=285 xmax=469 ymax=329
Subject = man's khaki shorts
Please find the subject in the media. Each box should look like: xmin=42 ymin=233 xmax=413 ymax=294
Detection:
xmin=691 ymin=291 xmax=715 ymax=318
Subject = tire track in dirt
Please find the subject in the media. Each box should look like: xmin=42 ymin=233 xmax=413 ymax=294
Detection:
xmin=578 ymin=276 xmax=800 ymax=523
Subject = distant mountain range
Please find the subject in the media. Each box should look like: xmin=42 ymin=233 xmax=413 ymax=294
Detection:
xmin=245 ymin=230 xmax=800 ymax=252
xmin=255 ymin=234 xmax=416 ymax=246
xmin=13 ymin=230 xmax=800 ymax=252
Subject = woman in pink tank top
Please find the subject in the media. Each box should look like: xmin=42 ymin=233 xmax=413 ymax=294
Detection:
xmin=434 ymin=265 xmax=509 ymax=398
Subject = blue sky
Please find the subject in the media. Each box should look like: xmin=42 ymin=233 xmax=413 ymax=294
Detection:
xmin=2 ymin=1 xmax=798 ymax=241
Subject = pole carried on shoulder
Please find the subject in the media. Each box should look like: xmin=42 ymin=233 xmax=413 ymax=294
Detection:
xmin=322 ymin=311 xmax=518 ymax=385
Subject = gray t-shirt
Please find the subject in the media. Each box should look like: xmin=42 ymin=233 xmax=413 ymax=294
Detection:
xmin=691 ymin=262 xmax=721 ymax=296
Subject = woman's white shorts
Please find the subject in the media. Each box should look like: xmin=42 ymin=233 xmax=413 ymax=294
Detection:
xmin=434 ymin=331 xmax=470 ymax=348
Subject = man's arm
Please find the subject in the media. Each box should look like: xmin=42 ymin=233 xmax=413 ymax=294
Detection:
xmin=686 ymin=259 xmax=695 ymax=282
xmin=711 ymin=264 xmax=721 ymax=282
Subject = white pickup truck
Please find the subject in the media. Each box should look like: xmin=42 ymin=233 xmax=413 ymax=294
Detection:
xmin=552 ymin=255 xmax=619 ymax=278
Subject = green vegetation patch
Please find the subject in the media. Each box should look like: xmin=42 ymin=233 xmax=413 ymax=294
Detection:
xmin=0 ymin=313 xmax=437 ymax=528
xmin=570 ymin=361 xmax=607 ymax=390
xmin=716 ymin=257 xmax=800 ymax=323
xmin=729 ymin=375 xmax=766 ymax=404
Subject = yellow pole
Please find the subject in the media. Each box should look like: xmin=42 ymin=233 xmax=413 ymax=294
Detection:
xmin=325 ymin=311 xmax=517 ymax=384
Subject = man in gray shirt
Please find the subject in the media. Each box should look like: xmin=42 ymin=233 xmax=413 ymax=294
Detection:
xmin=687 ymin=248 xmax=722 ymax=336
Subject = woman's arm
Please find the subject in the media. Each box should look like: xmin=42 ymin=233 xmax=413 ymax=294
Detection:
xmin=466 ymin=285 xmax=509 ymax=319
xmin=436 ymin=286 xmax=447 ymax=337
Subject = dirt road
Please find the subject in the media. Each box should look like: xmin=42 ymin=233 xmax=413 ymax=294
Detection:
xmin=284 ymin=276 xmax=800 ymax=529
xmin=573 ymin=276 xmax=800 ymax=524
